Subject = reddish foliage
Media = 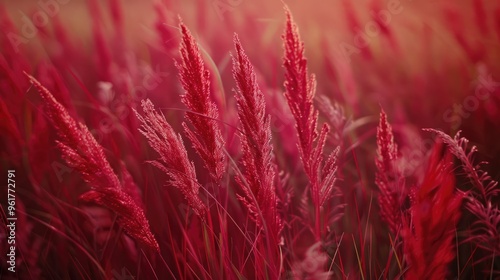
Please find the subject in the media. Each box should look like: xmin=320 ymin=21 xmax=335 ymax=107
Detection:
xmin=403 ymin=143 xmax=464 ymax=280
xmin=26 ymin=74 xmax=159 ymax=252
xmin=119 ymin=161 xmax=143 ymax=208
xmin=176 ymin=21 xmax=226 ymax=182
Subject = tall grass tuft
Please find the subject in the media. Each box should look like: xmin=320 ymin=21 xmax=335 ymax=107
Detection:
xmin=0 ymin=1 xmax=499 ymax=279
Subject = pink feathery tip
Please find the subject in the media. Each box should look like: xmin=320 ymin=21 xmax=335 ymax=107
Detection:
xmin=424 ymin=129 xmax=499 ymax=200
xmin=403 ymin=143 xmax=463 ymax=280
xmin=135 ymin=99 xmax=207 ymax=218
xmin=232 ymin=34 xmax=281 ymax=233
xmin=375 ymin=109 xmax=402 ymax=234
xmin=176 ymin=20 xmax=226 ymax=182
xmin=282 ymin=8 xmax=318 ymax=172
xmin=26 ymin=74 xmax=159 ymax=252
xmin=282 ymin=10 xmax=341 ymax=238
xmin=109 ymin=0 xmax=124 ymax=31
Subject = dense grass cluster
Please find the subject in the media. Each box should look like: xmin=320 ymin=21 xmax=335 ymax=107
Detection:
xmin=1 ymin=0 xmax=499 ymax=279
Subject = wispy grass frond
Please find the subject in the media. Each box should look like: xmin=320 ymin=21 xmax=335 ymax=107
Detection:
xmin=176 ymin=20 xmax=226 ymax=182
xmin=403 ymin=143 xmax=464 ymax=280
xmin=134 ymin=99 xmax=207 ymax=218
xmin=232 ymin=33 xmax=281 ymax=236
xmin=26 ymin=74 xmax=159 ymax=251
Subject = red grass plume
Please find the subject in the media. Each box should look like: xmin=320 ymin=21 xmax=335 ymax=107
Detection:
xmin=282 ymin=8 xmax=341 ymax=238
xmin=425 ymin=129 xmax=500 ymax=261
xmin=282 ymin=8 xmax=319 ymax=172
xmin=0 ymin=97 xmax=23 ymax=156
xmin=466 ymin=198 xmax=500 ymax=258
xmin=176 ymin=20 xmax=226 ymax=182
xmin=26 ymin=73 xmax=159 ymax=252
xmin=375 ymin=109 xmax=403 ymax=234
xmin=232 ymin=34 xmax=281 ymax=235
xmin=134 ymin=99 xmax=207 ymax=218
xmin=119 ymin=161 xmax=143 ymax=208
xmin=403 ymin=143 xmax=464 ymax=280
